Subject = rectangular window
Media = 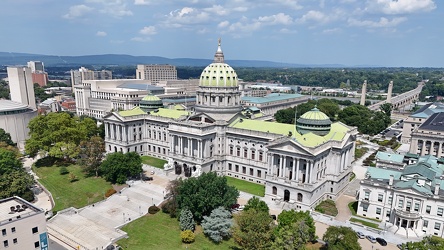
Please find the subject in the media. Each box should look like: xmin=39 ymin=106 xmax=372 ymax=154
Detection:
xmin=1 ymin=229 xmax=5 ymax=236
xmin=364 ymin=192 xmax=370 ymax=201
xmin=235 ymin=165 xmax=239 ymax=172
xmin=34 ymin=241 xmax=40 ymax=248
xmin=230 ymin=146 xmax=233 ymax=155
xmin=386 ymin=210 xmax=391 ymax=217
xmin=426 ymin=205 xmax=431 ymax=214
xmin=11 ymin=227 xmax=15 ymax=233
xmin=438 ymin=207 xmax=443 ymax=216
xmin=32 ymin=227 xmax=38 ymax=234
xmin=3 ymin=240 xmax=8 ymax=248
xmin=242 ymin=167 xmax=246 ymax=174
xmin=376 ymin=208 xmax=382 ymax=215
xmin=244 ymin=149 xmax=248 ymax=158
xmin=406 ymin=201 xmax=412 ymax=212
xmin=424 ymin=220 xmax=429 ymax=228
xmin=378 ymin=194 xmax=383 ymax=202
xmin=398 ymin=199 xmax=404 ymax=209
xmin=251 ymin=150 xmax=255 ymax=160
xmin=13 ymin=238 xmax=17 ymax=244
xmin=228 ymin=163 xmax=232 ymax=171
xmin=259 ymin=151 xmax=263 ymax=161
xmin=414 ymin=203 xmax=420 ymax=212
xmin=363 ymin=205 xmax=368 ymax=212
xmin=250 ymin=168 xmax=253 ymax=176
xmin=435 ymin=222 xmax=441 ymax=230
xmin=236 ymin=147 xmax=240 ymax=157
xmin=388 ymin=196 xmax=393 ymax=205
xmin=257 ymin=170 xmax=261 ymax=178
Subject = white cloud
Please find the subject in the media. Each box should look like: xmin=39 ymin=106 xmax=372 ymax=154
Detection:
xmin=365 ymin=0 xmax=436 ymax=14
xmin=163 ymin=7 xmax=210 ymax=28
xmin=203 ymin=5 xmax=228 ymax=16
xmin=139 ymin=26 xmax=157 ymax=35
xmin=96 ymin=31 xmax=107 ymax=36
xmin=63 ymin=5 xmax=93 ymax=19
xmin=86 ymin=0 xmax=133 ymax=18
xmin=131 ymin=37 xmax=151 ymax=42
xmin=348 ymin=17 xmax=407 ymax=28
xmin=298 ymin=10 xmax=329 ymax=23
xmin=272 ymin=0 xmax=303 ymax=10
xmin=257 ymin=13 xmax=293 ymax=25
xmin=218 ymin=21 xmax=230 ymax=28
xmin=134 ymin=0 xmax=152 ymax=5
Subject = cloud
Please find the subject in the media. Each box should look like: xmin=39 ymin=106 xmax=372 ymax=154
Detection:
xmin=365 ymin=0 xmax=436 ymax=14
xmin=163 ymin=7 xmax=210 ymax=28
xmin=96 ymin=31 xmax=107 ymax=36
xmin=63 ymin=5 xmax=93 ymax=19
xmin=139 ymin=26 xmax=157 ymax=35
xmin=203 ymin=5 xmax=228 ymax=16
xmin=86 ymin=0 xmax=133 ymax=18
xmin=131 ymin=37 xmax=151 ymax=42
xmin=348 ymin=17 xmax=407 ymax=28
xmin=134 ymin=0 xmax=152 ymax=5
xmin=298 ymin=10 xmax=329 ymax=24
xmin=257 ymin=13 xmax=293 ymax=25
xmin=218 ymin=21 xmax=230 ymax=28
xmin=272 ymin=0 xmax=303 ymax=10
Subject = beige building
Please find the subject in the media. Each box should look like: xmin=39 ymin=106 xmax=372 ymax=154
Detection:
xmin=0 ymin=197 xmax=48 ymax=249
xmin=0 ymin=100 xmax=37 ymax=148
xmin=7 ymin=66 xmax=36 ymax=109
xmin=136 ymin=64 xmax=177 ymax=84
xmin=409 ymin=112 xmax=444 ymax=157
xmin=70 ymin=67 xmax=112 ymax=87
xmin=401 ymin=102 xmax=444 ymax=144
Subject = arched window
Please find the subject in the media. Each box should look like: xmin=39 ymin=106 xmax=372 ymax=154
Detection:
xmin=297 ymin=193 xmax=303 ymax=202
xmin=272 ymin=186 xmax=277 ymax=195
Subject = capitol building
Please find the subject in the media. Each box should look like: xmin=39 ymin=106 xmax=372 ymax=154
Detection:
xmin=103 ymin=40 xmax=358 ymax=209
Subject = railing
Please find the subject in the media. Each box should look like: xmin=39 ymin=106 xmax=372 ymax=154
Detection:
xmin=394 ymin=208 xmax=421 ymax=219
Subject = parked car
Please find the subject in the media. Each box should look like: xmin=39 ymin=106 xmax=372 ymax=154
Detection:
xmin=376 ymin=237 xmax=387 ymax=246
xmin=356 ymin=231 xmax=365 ymax=239
xmin=366 ymin=235 xmax=376 ymax=243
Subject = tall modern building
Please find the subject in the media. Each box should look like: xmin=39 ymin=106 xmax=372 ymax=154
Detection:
xmin=136 ymin=64 xmax=177 ymax=84
xmin=70 ymin=67 xmax=112 ymax=87
xmin=7 ymin=66 xmax=36 ymax=109
xmin=103 ymin=40 xmax=358 ymax=210
xmin=27 ymin=61 xmax=48 ymax=86
xmin=27 ymin=61 xmax=44 ymax=73
xmin=0 ymin=196 xmax=48 ymax=250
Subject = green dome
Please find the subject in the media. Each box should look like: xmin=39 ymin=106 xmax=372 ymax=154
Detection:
xmin=142 ymin=95 xmax=161 ymax=102
xmin=199 ymin=63 xmax=238 ymax=87
xmin=296 ymin=107 xmax=332 ymax=136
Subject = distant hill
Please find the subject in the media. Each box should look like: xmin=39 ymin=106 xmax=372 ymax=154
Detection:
xmin=0 ymin=52 xmax=343 ymax=68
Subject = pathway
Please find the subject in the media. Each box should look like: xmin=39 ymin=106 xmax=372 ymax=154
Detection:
xmin=335 ymin=195 xmax=355 ymax=222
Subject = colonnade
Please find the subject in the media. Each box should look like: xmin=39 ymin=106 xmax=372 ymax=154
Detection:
xmin=170 ymin=135 xmax=205 ymax=159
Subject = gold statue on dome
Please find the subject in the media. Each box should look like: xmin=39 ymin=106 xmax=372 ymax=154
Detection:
xmin=218 ymin=38 xmax=221 ymax=46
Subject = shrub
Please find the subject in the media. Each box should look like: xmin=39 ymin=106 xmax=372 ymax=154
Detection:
xmin=162 ymin=199 xmax=177 ymax=217
xmin=180 ymin=230 xmax=195 ymax=243
xmin=148 ymin=205 xmax=160 ymax=214
xmin=59 ymin=166 xmax=69 ymax=175
xmin=179 ymin=208 xmax=195 ymax=231
xmin=105 ymin=188 xmax=117 ymax=198
xmin=68 ymin=173 xmax=78 ymax=182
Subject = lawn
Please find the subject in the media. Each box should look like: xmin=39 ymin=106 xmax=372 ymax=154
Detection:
xmin=349 ymin=218 xmax=380 ymax=229
xmin=354 ymin=147 xmax=368 ymax=159
xmin=315 ymin=200 xmax=338 ymax=216
xmin=117 ymin=212 xmax=237 ymax=250
xmin=141 ymin=155 xmax=167 ymax=169
xmin=225 ymin=176 xmax=265 ymax=197
xmin=348 ymin=201 xmax=358 ymax=216
xmin=33 ymin=164 xmax=113 ymax=213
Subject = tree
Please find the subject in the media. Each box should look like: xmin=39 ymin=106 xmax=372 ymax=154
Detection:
xmin=380 ymin=103 xmax=393 ymax=117
xmin=78 ymin=136 xmax=105 ymax=177
xmin=277 ymin=210 xmax=316 ymax=241
xmin=163 ymin=179 xmax=180 ymax=217
xmin=400 ymin=236 xmax=444 ymax=250
xmin=176 ymin=172 xmax=239 ymax=222
xmin=0 ymin=128 xmax=15 ymax=146
xmin=99 ymin=152 xmax=143 ymax=184
xmin=232 ymin=209 xmax=274 ymax=250
xmin=202 ymin=206 xmax=233 ymax=243
xmin=0 ymin=148 xmax=22 ymax=175
xmin=0 ymin=170 xmax=35 ymax=201
xmin=244 ymin=197 xmax=269 ymax=214
xmin=272 ymin=220 xmax=311 ymax=250
xmin=180 ymin=230 xmax=195 ymax=243
xmin=322 ymin=226 xmax=361 ymax=250
xmin=179 ymin=208 xmax=195 ymax=231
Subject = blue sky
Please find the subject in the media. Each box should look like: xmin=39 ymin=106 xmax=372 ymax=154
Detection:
xmin=1 ymin=0 xmax=442 ymax=67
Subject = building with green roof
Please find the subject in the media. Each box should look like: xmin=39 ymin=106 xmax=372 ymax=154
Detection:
xmin=358 ymin=154 xmax=444 ymax=238
xmin=103 ymin=39 xmax=358 ymax=211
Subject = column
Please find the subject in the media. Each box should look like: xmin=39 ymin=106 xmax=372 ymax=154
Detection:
xmin=267 ymin=154 xmax=272 ymax=175
xmin=292 ymin=158 xmax=296 ymax=181
xmin=105 ymin=123 xmax=109 ymax=139
xmin=341 ymin=152 xmax=346 ymax=171
xmin=179 ymin=136 xmax=183 ymax=154
xmin=439 ymin=143 xmax=443 ymax=158
xmin=279 ymin=155 xmax=283 ymax=178
xmin=122 ymin=126 xmax=127 ymax=142
xmin=198 ymin=140 xmax=202 ymax=158
xmin=421 ymin=141 xmax=426 ymax=156
xmin=188 ymin=138 xmax=192 ymax=156
xmin=111 ymin=124 xmax=115 ymax=140
xmin=295 ymin=159 xmax=300 ymax=182
xmin=283 ymin=156 xmax=287 ymax=179
xmin=305 ymin=161 xmax=309 ymax=183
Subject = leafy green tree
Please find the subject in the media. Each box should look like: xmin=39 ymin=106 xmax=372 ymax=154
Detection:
xmin=380 ymin=103 xmax=393 ymax=117
xmin=179 ymin=208 xmax=196 ymax=231
xmin=176 ymin=172 xmax=239 ymax=222
xmin=322 ymin=226 xmax=361 ymax=250
xmin=244 ymin=197 xmax=269 ymax=214
xmin=78 ymin=136 xmax=105 ymax=177
xmin=99 ymin=152 xmax=143 ymax=184
xmin=400 ymin=236 xmax=444 ymax=250
xmin=272 ymin=220 xmax=311 ymax=250
xmin=0 ymin=128 xmax=15 ymax=146
xmin=48 ymin=142 xmax=80 ymax=160
xmin=277 ymin=210 xmax=316 ymax=241
xmin=202 ymin=206 xmax=233 ymax=243
xmin=0 ymin=170 xmax=35 ymax=201
xmin=0 ymin=148 xmax=22 ymax=175
xmin=232 ymin=209 xmax=274 ymax=250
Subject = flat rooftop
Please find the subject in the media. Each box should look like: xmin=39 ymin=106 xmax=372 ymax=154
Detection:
xmin=0 ymin=197 xmax=43 ymax=225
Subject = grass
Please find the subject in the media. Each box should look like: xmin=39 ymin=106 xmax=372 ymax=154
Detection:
xmin=348 ymin=201 xmax=358 ymax=216
xmin=117 ymin=212 xmax=237 ymax=250
xmin=141 ymin=155 xmax=167 ymax=169
xmin=354 ymin=147 xmax=368 ymax=159
xmin=349 ymin=218 xmax=380 ymax=229
xmin=225 ymin=176 xmax=265 ymax=197
xmin=314 ymin=200 xmax=338 ymax=216
xmin=349 ymin=172 xmax=356 ymax=181
xmin=33 ymin=164 xmax=112 ymax=213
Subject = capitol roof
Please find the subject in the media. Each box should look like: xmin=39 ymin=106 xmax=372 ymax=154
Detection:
xmin=119 ymin=107 xmax=188 ymax=119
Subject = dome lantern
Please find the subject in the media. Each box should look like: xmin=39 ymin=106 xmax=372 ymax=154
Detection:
xmin=296 ymin=106 xmax=332 ymax=136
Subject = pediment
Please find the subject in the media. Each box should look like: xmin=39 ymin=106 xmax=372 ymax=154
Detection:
xmin=103 ymin=112 xmax=123 ymax=122
xmin=187 ymin=112 xmax=216 ymax=124
xmin=268 ymin=138 xmax=313 ymax=156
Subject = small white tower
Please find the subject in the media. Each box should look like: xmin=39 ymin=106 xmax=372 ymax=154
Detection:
xmin=360 ymin=80 xmax=367 ymax=106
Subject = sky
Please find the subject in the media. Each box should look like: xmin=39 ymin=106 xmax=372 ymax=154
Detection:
xmin=1 ymin=0 xmax=443 ymax=67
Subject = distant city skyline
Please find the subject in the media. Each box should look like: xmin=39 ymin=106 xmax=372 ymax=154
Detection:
xmin=1 ymin=0 xmax=443 ymax=67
